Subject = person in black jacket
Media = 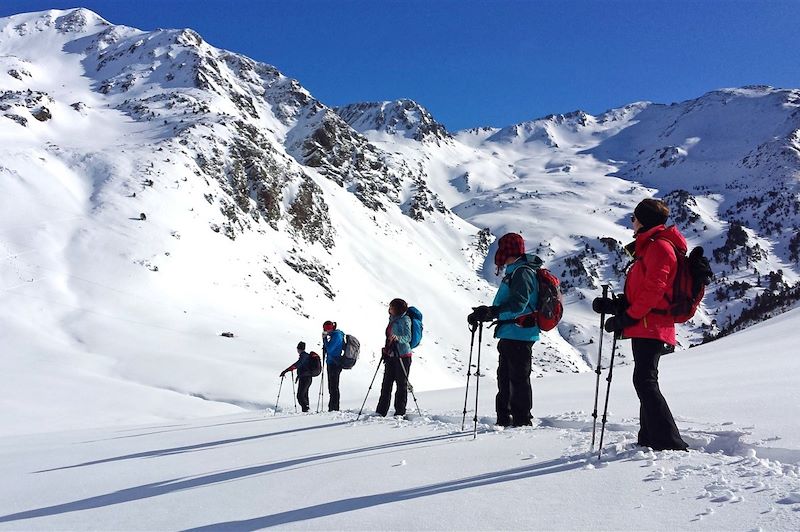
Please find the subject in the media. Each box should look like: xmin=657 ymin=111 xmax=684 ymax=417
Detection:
xmin=280 ymin=341 xmax=314 ymax=412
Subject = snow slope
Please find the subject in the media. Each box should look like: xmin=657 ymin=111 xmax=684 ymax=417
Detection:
xmin=0 ymin=9 xmax=496 ymax=435
xmin=0 ymin=307 xmax=799 ymax=530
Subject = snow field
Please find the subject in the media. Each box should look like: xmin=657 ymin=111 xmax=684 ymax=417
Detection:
xmin=0 ymin=308 xmax=799 ymax=529
xmin=0 ymin=403 xmax=798 ymax=531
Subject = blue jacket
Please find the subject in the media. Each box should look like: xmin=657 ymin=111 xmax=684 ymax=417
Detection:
xmin=323 ymin=329 xmax=345 ymax=366
xmin=492 ymin=253 xmax=542 ymax=342
xmin=387 ymin=314 xmax=412 ymax=357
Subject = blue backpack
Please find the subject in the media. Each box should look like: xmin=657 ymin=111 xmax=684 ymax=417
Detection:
xmin=408 ymin=306 xmax=423 ymax=349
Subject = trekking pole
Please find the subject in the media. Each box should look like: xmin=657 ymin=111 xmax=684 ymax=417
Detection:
xmin=590 ymin=284 xmax=610 ymax=452
xmin=316 ymin=350 xmax=326 ymax=413
xmin=462 ymin=323 xmax=478 ymax=431
xmin=397 ymin=355 xmax=422 ymax=417
xmin=357 ymin=354 xmax=384 ymax=420
xmin=597 ymin=331 xmax=619 ymax=460
xmin=274 ymin=374 xmax=285 ymax=416
xmin=472 ymin=322 xmax=484 ymax=440
xmin=291 ymin=370 xmax=297 ymax=413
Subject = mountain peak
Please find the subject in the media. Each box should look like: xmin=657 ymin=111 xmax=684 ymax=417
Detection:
xmin=540 ymin=109 xmax=594 ymax=126
xmin=335 ymin=99 xmax=450 ymax=142
xmin=1 ymin=8 xmax=110 ymax=36
xmin=485 ymin=109 xmax=598 ymax=146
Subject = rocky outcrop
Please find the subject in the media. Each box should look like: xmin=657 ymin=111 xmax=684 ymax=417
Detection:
xmin=336 ymin=99 xmax=451 ymax=143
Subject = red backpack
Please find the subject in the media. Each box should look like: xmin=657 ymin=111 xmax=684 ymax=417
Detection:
xmin=654 ymin=241 xmax=712 ymax=323
xmin=533 ymin=268 xmax=564 ymax=331
xmin=502 ymin=267 xmax=564 ymax=331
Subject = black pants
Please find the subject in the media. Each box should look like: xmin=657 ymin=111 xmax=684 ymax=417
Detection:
xmin=496 ymin=339 xmax=534 ymax=426
xmin=327 ymin=365 xmax=342 ymax=411
xmin=632 ymin=338 xmax=688 ymax=451
xmin=376 ymin=357 xmax=412 ymax=416
xmin=297 ymin=376 xmax=312 ymax=412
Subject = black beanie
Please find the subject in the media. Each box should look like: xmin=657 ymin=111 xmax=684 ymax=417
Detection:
xmin=297 ymin=341 xmax=306 ymax=351
xmin=634 ymin=199 xmax=669 ymax=230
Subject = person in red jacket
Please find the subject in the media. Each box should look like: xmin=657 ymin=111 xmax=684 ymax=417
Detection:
xmin=604 ymin=198 xmax=689 ymax=451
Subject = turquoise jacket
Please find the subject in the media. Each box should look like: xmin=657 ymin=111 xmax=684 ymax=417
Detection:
xmin=492 ymin=253 xmax=542 ymax=342
xmin=387 ymin=314 xmax=413 ymax=357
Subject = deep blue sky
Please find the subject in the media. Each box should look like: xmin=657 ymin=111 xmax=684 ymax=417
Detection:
xmin=2 ymin=1 xmax=797 ymax=130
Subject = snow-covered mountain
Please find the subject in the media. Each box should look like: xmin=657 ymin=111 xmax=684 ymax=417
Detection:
xmin=335 ymin=99 xmax=450 ymax=143
xmin=2 ymin=8 xmax=800 ymax=435
xmin=342 ymin=88 xmax=800 ymax=346
xmin=0 ymin=8 xmax=498 ymax=434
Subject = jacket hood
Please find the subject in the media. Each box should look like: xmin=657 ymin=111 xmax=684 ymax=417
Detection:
xmin=636 ymin=225 xmax=687 ymax=255
xmin=505 ymin=253 xmax=544 ymax=274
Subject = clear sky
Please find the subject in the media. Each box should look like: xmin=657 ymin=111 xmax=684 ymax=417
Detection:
xmin=2 ymin=0 xmax=798 ymax=131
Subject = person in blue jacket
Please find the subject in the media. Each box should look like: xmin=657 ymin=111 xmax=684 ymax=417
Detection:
xmin=468 ymin=232 xmax=541 ymax=427
xmin=280 ymin=341 xmax=314 ymax=412
xmin=376 ymin=298 xmax=413 ymax=417
xmin=322 ymin=320 xmax=345 ymax=411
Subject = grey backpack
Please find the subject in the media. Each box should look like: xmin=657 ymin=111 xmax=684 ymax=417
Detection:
xmin=340 ymin=334 xmax=360 ymax=369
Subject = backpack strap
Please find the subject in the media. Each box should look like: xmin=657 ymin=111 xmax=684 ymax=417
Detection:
xmin=650 ymin=235 xmax=682 ymax=309
xmin=494 ymin=265 xmax=539 ymax=327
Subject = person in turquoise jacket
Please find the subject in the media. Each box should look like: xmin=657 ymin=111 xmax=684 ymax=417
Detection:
xmin=468 ymin=232 xmax=541 ymax=427
xmin=376 ymin=298 xmax=413 ymax=417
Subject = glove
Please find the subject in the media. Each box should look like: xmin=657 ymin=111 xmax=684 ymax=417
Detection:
xmin=604 ymin=312 xmax=638 ymax=334
xmin=592 ymin=295 xmax=627 ymax=316
xmin=592 ymin=296 xmax=616 ymax=315
xmin=689 ymin=247 xmax=713 ymax=287
xmin=468 ymin=305 xmax=497 ymax=324
xmin=279 ymin=370 xmax=287 ymax=377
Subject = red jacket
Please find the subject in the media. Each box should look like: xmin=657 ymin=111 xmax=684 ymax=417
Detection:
xmin=623 ymin=225 xmax=687 ymax=345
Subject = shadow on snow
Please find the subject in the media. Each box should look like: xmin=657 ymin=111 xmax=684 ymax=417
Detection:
xmin=184 ymin=453 xmax=608 ymax=531
xmin=37 ymin=421 xmax=352 ymax=473
xmin=1 ymin=430 xmax=473 ymax=524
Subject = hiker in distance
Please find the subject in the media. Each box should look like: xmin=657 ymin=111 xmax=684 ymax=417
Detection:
xmin=595 ymin=198 xmax=691 ymax=451
xmin=322 ymin=320 xmax=345 ymax=411
xmin=280 ymin=342 xmax=321 ymax=413
xmin=376 ymin=298 xmax=413 ymax=418
xmin=468 ymin=233 xmax=542 ymax=427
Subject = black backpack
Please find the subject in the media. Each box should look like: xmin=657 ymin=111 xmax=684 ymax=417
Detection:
xmin=308 ymin=351 xmax=322 ymax=377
